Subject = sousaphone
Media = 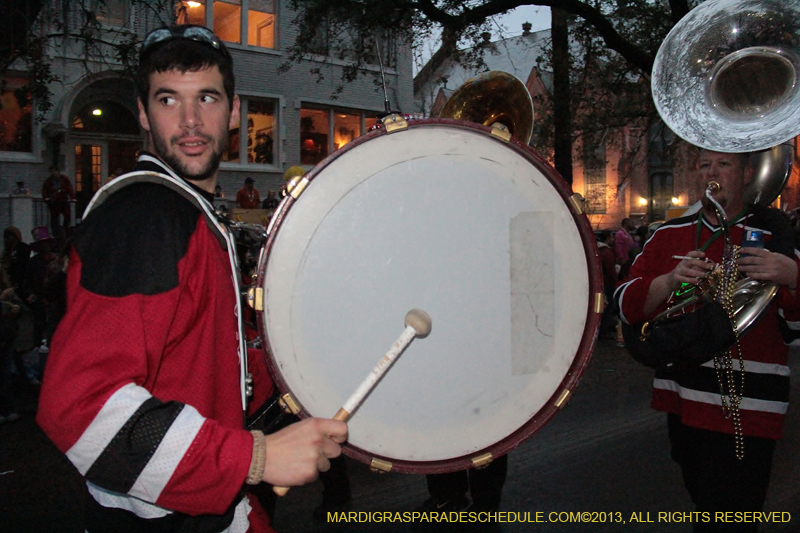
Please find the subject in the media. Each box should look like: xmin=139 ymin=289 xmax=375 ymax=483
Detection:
xmin=438 ymin=71 xmax=534 ymax=144
xmin=649 ymin=0 xmax=800 ymax=337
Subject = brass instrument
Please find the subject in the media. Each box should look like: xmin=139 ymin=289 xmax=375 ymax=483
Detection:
xmin=644 ymin=182 xmax=779 ymax=340
xmin=438 ymin=71 xmax=534 ymax=144
xmin=647 ymin=0 xmax=800 ymax=338
xmin=652 ymin=0 xmax=800 ymax=154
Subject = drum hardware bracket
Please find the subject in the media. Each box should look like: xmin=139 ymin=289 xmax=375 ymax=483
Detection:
xmin=569 ymin=193 xmax=586 ymax=215
xmin=245 ymin=372 xmax=254 ymax=398
xmin=369 ymin=458 xmax=393 ymax=473
xmin=278 ymin=393 xmax=301 ymax=415
xmin=381 ymin=114 xmax=408 ymax=133
xmin=471 ymin=453 xmax=494 ymax=469
xmin=595 ymin=292 xmax=606 ymax=315
xmin=490 ymin=123 xmax=512 ymax=143
xmin=289 ymin=177 xmax=309 ymax=199
xmin=247 ymin=287 xmax=264 ymax=311
xmin=555 ymin=389 xmax=571 ymax=408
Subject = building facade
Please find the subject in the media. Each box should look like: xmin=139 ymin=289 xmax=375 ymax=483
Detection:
xmin=413 ymin=25 xmax=800 ymax=231
xmin=1 ymin=0 xmax=414 ymax=232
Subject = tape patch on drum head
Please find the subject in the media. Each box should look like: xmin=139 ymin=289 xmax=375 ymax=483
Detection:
xmin=510 ymin=211 xmax=554 ymax=375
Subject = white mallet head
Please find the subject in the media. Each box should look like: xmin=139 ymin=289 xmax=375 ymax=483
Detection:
xmin=404 ymin=308 xmax=432 ymax=338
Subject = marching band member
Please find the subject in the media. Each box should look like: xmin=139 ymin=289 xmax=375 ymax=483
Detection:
xmin=37 ymin=25 xmax=346 ymax=533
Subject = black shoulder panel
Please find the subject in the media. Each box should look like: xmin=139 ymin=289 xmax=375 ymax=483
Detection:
xmin=74 ymin=183 xmax=200 ymax=297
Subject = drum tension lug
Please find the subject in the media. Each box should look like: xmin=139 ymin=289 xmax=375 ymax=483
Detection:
xmin=289 ymin=177 xmax=309 ymax=199
xmin=381 ymin=113 xmax=408 ymax=133
xmin=472 ymin=453 xmax=494 ymax=469
xmin=369 ymin=458 xmax=393 ymax=473
xmin=595 ymin=292 xmax=606 ymax=315
xmin=555 ymin=389 xmax=571 ymax=409
xmin=246 ymin=287 xmax=264 ymax=311
xmin=490 ymin=123 xmax=512 ymax=143
xmin=278 ymin=393 xmax=301 ymax=415
xmin=569 ymin=193 xmax=586 ymax=215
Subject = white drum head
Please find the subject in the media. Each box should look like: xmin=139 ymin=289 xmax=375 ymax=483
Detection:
xmin=259 ymin=121 xmax=600 ymax=473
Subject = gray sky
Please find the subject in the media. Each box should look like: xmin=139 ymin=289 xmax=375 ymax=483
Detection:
xmin=414 ymin=5 xmax=552 ymax=75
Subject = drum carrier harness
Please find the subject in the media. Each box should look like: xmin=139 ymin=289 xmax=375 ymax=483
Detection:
xmin=83 ymin=167 xmax=253 ymax=412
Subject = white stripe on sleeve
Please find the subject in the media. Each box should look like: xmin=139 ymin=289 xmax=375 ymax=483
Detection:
xmin=128 ymin=404 xmax=205 ymax=503
xmin=66 ymin=383 xmax=151 ymax=475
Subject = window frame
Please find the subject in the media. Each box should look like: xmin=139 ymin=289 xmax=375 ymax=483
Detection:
xmin=89 ymin=0 xmax=131 ymax=29
xmin=221 ymin=93 xmax=282 ymax=171
xmin=298 ymin=105 xmax=380 ymax=166
xmin=582 ymin=131 xmax=608 ymax=215
xmin=183 ymin=0 xmax=278 ymax=51
xmin=0 ymin=72 xmax=40 ymax=163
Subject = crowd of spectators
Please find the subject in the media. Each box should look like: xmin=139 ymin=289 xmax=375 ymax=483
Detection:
xmin=595 ymin=219 xmax=654 ymax=341
xmin=0 ymin=226 xmax=68 ymax=424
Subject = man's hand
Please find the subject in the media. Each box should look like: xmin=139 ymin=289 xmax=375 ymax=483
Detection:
xmin=739 ymin=248 xmax=798 ymax=289
xmin=668 ymin=250 xmax=714 ymax=289
xmin=261 ymin=418 xmax=348 ymax=487
xmin=643 ymin=250 xmax=713 ymax=317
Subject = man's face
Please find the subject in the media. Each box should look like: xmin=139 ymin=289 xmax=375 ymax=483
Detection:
xmin=138 ymin=66 xmax=240 ymax=192
xmin=3 ymin=232 xmax=17 ymax=250
xmin=697 ymin=150 xmax=752 ymax=211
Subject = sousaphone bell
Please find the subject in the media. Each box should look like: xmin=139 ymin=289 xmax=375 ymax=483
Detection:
xmin=438 ymin=71 xmax=534 ymax=144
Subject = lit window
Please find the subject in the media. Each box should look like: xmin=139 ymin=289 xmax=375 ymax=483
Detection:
xmin=300 ymin=107 xmax=378 ymax=165
xmin=224 ymin=98 xmax=276 ymax=165
xmin=248 ymin=100 xmax=275 ymax=164
xmin=177 ymin=0 xmax=206 ymax=25
xmin=0 ymin=75 xmax=32 ymax=153
xmin=583 ymin=132 xmax=607 ymax=214
xmin=300 ymin=109 xmax=330 ymax=166
xmin=177 ymin=0 xmax=275 ymax=49
xmin=214 ymin=0 xmax=242 ymax=44
xmin=248 ymin=0 xmax=275 ymax=48
xmin=333 ymin=113 xmax=360 ymax=150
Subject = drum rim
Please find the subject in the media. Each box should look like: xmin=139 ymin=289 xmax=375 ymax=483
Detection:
xmin=255 ymin=117 xmax=603 ymax=474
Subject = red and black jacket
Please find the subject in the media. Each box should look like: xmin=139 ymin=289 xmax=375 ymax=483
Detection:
xmin=37 ymin=154 xmax=273 ymax=533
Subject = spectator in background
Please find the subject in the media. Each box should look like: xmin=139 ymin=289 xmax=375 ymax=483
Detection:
xmin=615 ymin=218 xmax=635 ymax=265
xmin=237 ymin=176 xmax=261 ymax=208
xmin=106 ymin=167 xmax=124 ymax=184
xmin=597 ymin=230 xmax=618 ymax=337
xmin=24 ymin=227 xmax=63 ymax=345
xmin=262 ymin=190 xmax=279 ymax=210
xmin=0 ymin=264 xmax=22 ymax=424
xmin=2 ymin=227 xmax=30 ymax=290
xmin=42 ymin=166 xmax=75 ymax=234
xmin=615 ymin=218 xmax=637 ymax=280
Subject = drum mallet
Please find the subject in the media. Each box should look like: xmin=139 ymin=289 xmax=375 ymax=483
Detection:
xmin=273 ymin=308 xmax=432 ymax=496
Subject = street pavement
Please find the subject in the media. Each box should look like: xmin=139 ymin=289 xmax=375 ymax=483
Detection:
xmin=2 ymin=338 xmax=798 ymax=532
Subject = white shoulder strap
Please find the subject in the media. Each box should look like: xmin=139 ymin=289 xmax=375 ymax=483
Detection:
xmin=84 ymin=170 xmax=250 ymax=410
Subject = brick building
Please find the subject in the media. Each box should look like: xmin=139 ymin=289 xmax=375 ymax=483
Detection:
xmin=413 ymin=24 xmax=800 ymax=231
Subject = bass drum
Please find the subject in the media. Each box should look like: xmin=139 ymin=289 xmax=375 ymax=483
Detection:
xmin=256 ymin=118 xmax=602 ymax=474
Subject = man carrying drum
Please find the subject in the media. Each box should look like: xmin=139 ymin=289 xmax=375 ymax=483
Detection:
xmin=37 ymin=25 xmax=346 ymax=533
xmin=615 ymin=150 xmax=800 ymax=530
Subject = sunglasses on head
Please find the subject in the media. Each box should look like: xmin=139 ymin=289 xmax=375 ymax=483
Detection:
xmin=140 ymin=25 xmax=231 ymax=61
